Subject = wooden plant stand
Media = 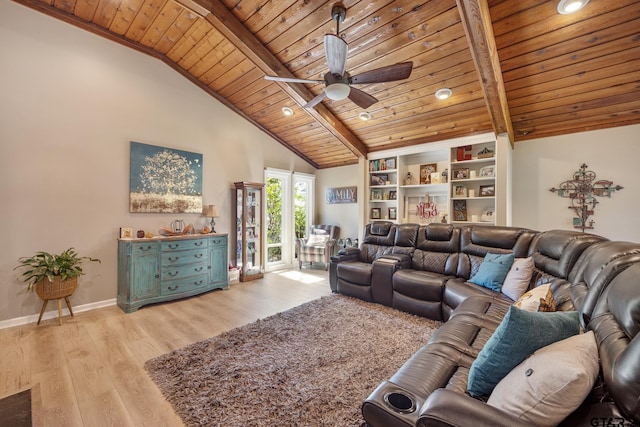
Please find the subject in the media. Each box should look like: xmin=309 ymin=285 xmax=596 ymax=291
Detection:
xmin=35 ymin=277 xmax=78 ymax=325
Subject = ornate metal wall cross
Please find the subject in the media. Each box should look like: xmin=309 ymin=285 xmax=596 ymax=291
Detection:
xmin=549 ymin=163 xmax=623 ymax=232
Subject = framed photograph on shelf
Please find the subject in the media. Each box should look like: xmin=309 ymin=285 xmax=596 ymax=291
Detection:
xmin=385 ymin=158 xmax=396 ymax=170
xmin=481 ymin=208 xmax=495 ymax=222
xmin=119 ymin=227 xmax=134 ymax=239
xmin=370 ymin=175 xmax=386 ymax=186
xmin=389 ymin=190 xmax=397 ymax=200
xmin=453 ymin=184 xmax=467 ymax=198
xmin=453 ymin=200 xmax=468 ymax=221
xmin=371 ymin=208 xmax=381 ymax=219
xmin=371 ymin=189 xmax=382 ymax=200
xmin=479 ymin=184 xmax=495 ymax=197
xmin=419 ymin=163 xmax=438 ymax=184
xmin=480 ymin=165 xmax=495 ymax=177
xmin=452 ymin=168 xmax=469 ymax=180
xmin=389 ymin=207 xmax=397 ymax=220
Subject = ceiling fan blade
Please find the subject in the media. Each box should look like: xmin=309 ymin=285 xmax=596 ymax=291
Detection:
xmin=348 ymin=87 xmax=378 ymax=109
xmin=324 ymin=34 xmax=348 ymax=76
xmin=264 ymin=75 xmax=323 ymax=84
xmin=304 ymin=91 xmax=328 ymax=109
xmin=350 ymin=62 xmax=413 ymax=85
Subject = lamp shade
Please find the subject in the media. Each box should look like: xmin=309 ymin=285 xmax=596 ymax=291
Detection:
xmin=325 ymin=83 xmax=351 ymax=101
xmin=203 ymin=205 xmax=219 ymax=217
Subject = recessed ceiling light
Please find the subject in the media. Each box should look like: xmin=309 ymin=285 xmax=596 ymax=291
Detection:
xmin=557 ymin=0 xmax=589 ymax=14
xmin=281 ymin=106 xmax=294 ymax=116
xmin=435 ymin=88 xmax=452 ymax=100
xmin=359 ymin=112 xmax=372 ymax=121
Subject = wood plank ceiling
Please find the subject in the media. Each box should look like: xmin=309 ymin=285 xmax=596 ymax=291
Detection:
xmin=12 ymin=0 xmax=640 ymax=169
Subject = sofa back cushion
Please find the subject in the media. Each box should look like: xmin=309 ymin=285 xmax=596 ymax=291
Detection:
xmin=529 ymin=230 xmax=606 ymax=280
xmin=456 ymin=226 xmax=537 ymax=280
xmin=589 ymin=263 xmax=640 ymax=423
xmin=568 ymin=241 xmax=640 ymax=323
xmin=393 ymin=223 xmax=420 ymax=256
xmin=360 ymin=221 xmax=396 ymax=263
xmin=411 ymin=224 xmax=460 ymax=274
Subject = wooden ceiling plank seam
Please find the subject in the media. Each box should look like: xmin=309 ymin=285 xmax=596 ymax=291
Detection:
xmin=188 ymin=38 xmax=237 ymax=78
xmin=516 ymin=118 xmax=640 ymax=142
xmin=54 ymin=0 xmax=76 ymax=14
xmin=497 ymin=2 xmax=640 ymax=63
xmin=138 ymin=1 xmax=186 ymax=49
xmin=216 ymin=61 xmax=264 ymax=97
xmin=493 ymin=1 xmax=639 ymax=51
xmin=506 ymin=55 xmax=640 ymax=102
xmin=125 ymin=0 xmax=169 ymax=42
xmin=152 ymin=8 xmax=200 ymax=54
xmin=92 ymin=0 xmax=123 ymax=28
xmin=178 ymin=29 xmax=222 ymax=71
xmin=166 ymin=18 xmax=211 ymax=63
xmin=109 ymin=0 xmax=146 ymax=36
xmin=456 ymin=0 xmax=514 ymax=145
xmin=200 ymin=48 xmax=248 ymax=86
xmin=367 ymin=126 xmax=494 ymax=152
xmin=242 ymin=0 xmax=299 ymax=34
xmin=509 ymin=81 xmax=640 ymax=121
xmin=74 ymin=0 xmax=99 ymax=21
xmin=194 ymin=0 xmax=368 ymax=158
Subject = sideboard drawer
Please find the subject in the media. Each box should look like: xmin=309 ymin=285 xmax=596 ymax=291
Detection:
xmin=161 ymin=239 xmax=208 ymax=252
xmin=131 ymin=241 xmax=160 ymax=254
xmin=161 ymin=263 xmax=208 ymax=281
xmin=210 ymin=237 xmax=227 ymax=246
xmin=161 ymin=274 xmax=209 ymax=296
xmin=161 ymin=248 xmax=208 ymax=266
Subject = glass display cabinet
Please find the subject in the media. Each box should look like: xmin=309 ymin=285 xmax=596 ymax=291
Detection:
xmin=234 ymin=181 xmax=264 ymax=281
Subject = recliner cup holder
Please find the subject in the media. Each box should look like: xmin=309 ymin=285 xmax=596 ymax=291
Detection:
xmin=384 ymin=391 xmax=416 ymax=414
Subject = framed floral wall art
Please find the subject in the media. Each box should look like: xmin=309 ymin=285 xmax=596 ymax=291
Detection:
xmin=129 ymin=141 xmax=203 ymax=213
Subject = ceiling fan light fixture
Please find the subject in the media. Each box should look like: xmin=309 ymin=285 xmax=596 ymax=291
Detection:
xmin=325 ymin=83 xmax=351 ymax=101
xmin=359 ymin=112 xmax=372 ymax=121
xmin=281 ymin=106 xmax=294 ymax=116
xmin=557 ymin=0 xmax=589 ymax=14
xmin=435 ymin=88 xmax=453 ymax=100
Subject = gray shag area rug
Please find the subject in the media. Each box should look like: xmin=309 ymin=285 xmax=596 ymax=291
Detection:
xmin=145 ymin=294 xmax=441 ymax=427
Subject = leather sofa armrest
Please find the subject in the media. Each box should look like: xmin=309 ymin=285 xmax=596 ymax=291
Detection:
xmin=379 ymin=253 xmax=412 ymax=269
xmin=417 ymin=389 xmax=534 ymax=427
xmin=334 ymin=246 xmax=360 ymax=259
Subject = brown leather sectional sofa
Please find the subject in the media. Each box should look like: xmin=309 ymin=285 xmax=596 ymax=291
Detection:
xmin=329 ymin=222 xmax=640 ymax=427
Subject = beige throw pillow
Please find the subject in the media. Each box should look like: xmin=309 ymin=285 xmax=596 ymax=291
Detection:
xmin=487 ymin=331 xmax=599 ymax=426
xmin=502 ymin=257 xmax=535 ymax=301
xmin=514 ymin=284 xmax=556 ymax=312
xmin=305 ymin=234 xmax=329 ymax=248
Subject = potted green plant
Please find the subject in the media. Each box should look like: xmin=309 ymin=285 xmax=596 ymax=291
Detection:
xmin=15 ymin=248 xmax=100 ymax=325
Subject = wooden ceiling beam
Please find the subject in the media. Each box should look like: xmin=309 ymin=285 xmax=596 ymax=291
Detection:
xmin=456 ymin=0 xmax=514 ymax=146
xmin=184 ymin=0 xmax=368 ymax=158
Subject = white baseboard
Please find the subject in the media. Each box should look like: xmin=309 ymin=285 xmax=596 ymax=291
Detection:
xmin=0 ymin=298 xmax=117 ymax=329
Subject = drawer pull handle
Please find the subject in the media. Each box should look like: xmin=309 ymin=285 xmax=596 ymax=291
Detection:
xmin=155 ymin=274 xmax=160 ymax=279
xmin=168 ymin=271 xmax=179 ymax=277
xmin=195 ymin=267 xmax=203 ymax=272
xmin=193 ymin=280 xmax=204 ymax=285
xmin=194 ymin=254 xmax=204 ymax=258
xmin=169 ymin=256 xmax=179 ymax=262
xmin=195 ymin=242 xmax=204 ymax=246
xmin=169 ymin=244 xmax=179 ymax=249
xmin=140 ymin=246 xmax=153 ymax=251
xmin=168 ymin=285 xmax=179 ymax=291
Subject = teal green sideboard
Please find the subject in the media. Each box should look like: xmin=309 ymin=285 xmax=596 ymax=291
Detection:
xmin=117 ymin=234 xmax=228 ymax=313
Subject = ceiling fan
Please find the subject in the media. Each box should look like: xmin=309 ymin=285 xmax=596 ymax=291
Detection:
xmin=264 ymin=3 xmax=413 ymax=110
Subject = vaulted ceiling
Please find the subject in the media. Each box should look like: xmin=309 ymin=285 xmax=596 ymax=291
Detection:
xmin=13 ymin=0 xmax=640 ymax=168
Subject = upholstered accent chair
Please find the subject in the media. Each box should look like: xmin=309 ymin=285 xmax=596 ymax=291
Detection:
xmin=296 ymin=225 xmax=340 ymax=270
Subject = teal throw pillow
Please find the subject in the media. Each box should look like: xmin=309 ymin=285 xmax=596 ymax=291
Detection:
xmin=467 ymin=306 xmax=580 ymax=397
xmin=469 ymin=253 xmax=515 ymax=292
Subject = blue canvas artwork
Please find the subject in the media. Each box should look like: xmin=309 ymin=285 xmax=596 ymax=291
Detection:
xmin=129 ymin=141 xmax=203 ymax=213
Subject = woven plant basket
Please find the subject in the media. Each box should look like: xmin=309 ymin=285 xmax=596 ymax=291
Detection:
xmin=35 ymin=276 xmax=78 ymax=300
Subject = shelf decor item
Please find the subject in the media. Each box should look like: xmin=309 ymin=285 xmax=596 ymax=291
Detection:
xmin=389 ymin=207 xmax=397 ymax=220
xmin=454 ymin=185 xmax=467 ymax=197
xmin=480 ymin=185 xmax=495 ymax=197
xmin=452 ymin=168 xmax=469 ymax=180
xmin=480 ymin=165 xmax=495 ymax=177
xmin=202 ymin=204 xmax=219 ymax=233
xmin=15 ymin=248 xmax=101 ymax=325
xmin=477 ymin=147 xmax=494 ymax=159
xmin=549 ymin=163 xmax=624 ymax=232
xmin=371 ymin=208 xmax=381 ymax=219
xmin=453 ymin=200 xmax=468 ymax=221
xmin=419 ymin=164 xmax=437 ymax=184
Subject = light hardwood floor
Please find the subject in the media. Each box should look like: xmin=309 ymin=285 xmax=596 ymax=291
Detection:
xmin=0 ymin=268 xmax=332 ymax=427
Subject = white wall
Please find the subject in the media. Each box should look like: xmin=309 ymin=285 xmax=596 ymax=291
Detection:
xmin=316 ymin=163 xmax=363 ymax=241
xmin=511 ymin=124 xmax=640 ymax=241
xmin=0 ymin=2 xmax=315 ymax=322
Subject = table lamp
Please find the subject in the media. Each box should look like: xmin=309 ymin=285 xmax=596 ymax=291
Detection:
xmin=203 ymin=204 xmax=219 ymax=233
